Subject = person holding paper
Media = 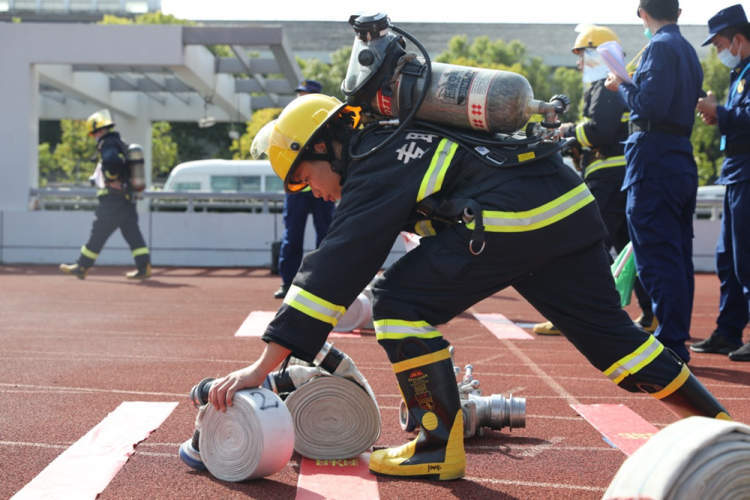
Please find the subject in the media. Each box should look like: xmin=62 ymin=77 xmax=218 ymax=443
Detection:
xmin=693 ymin=4 xmax=750 ymax=362
xmin=533 ymin=24 xmax=655 ymax=336
xmin=604 ymin=0 xmax=703 ymax=363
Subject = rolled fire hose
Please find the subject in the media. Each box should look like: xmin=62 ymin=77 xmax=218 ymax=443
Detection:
xmin=285 ymin=371 xmax=381 ymax=459
xmin=332 ymin=291 xmax=374 ymax=332
xmin=198 ymin=387 xmax=294 ymax=482
xmin=603 ymin=416 xmax=750 ymax=500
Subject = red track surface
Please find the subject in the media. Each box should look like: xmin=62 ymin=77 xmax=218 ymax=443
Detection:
xmin=2 ymin=265 xmax=749 ymax=499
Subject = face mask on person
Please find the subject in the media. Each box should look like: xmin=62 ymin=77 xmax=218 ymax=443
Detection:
xmin=718 ymin=39 xmax=741 ymax=68
xmin=644 ymin=27 xmax=653 ymax=40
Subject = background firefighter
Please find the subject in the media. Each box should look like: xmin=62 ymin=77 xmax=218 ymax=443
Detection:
xmin=202 ymin=94 xmax=730 ymax=482
xmin=533 ymin=24 xmax=655 ymax=336
xmin=59 ymin=109 xmax=151 ymax=280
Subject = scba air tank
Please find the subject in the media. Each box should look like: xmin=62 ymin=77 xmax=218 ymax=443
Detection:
xmin=372 ymin=62 xmax=539 ymax=134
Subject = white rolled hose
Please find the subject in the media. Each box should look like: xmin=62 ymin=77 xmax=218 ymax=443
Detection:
xmin=198 ymin=388 xmax=294 ymax=482
xmin=603 ymin=416 xmax=750 ymax=500
xmin=283 ymin=368 xmax=381 ymax=459
xmin=332 ymin=292 xmax=373 ymax=332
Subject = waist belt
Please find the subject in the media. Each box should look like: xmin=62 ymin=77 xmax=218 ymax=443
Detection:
xmin=725 ymin=141 xmax=750 ymax=156
xmin=629 ymin=119 xmax=691 ymax=138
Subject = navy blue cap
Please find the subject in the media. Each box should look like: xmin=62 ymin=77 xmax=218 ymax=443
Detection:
xmin=703 ymin=4 xmax=749 ymax=46
xmin=295 ymin=79 xmax=322 ymax=94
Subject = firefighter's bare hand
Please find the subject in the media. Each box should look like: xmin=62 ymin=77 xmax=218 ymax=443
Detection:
xmin=604 ymin=73 xmax=622 ymax=92
xmin=696 ymin=91 xmax=718 ymax=125
xmin=208 ymin=363 xmax=266 ymax=412
xmin=207 ymin=341 xmax=291 ymax=412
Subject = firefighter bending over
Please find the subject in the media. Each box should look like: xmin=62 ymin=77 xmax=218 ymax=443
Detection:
xmin=59 ymin=109 xmax=151 ymax=280
xmin=205 ymin=94 xmax=730 ymax=481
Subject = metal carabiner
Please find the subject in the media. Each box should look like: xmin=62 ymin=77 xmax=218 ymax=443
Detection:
xmin=468 ymin=239 xmax=486 ymax=256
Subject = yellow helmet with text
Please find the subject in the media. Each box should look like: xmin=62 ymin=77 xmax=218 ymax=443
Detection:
xmin=251 ymin=94 xmax=346 ymax=192
xmin=572 ymin=25 xmax=620 ymax=54
xmin=86 ymin=109 xmax=114 ymax=135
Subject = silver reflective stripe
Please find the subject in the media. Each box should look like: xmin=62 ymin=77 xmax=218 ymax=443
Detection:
xmin=606 ymin=337 xmax=664 ymax=384
xmin=374 ymin=319 xmax=443 ymax=340
xmin=417 ymin=139 xmax=458 ymax=202
xmin=480 ymin=184 xmax=594 ymax=232
xmin=283 ymin=285 xmax=346 ymax=326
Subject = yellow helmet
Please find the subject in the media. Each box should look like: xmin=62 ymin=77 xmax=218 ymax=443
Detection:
xmin=86 ymin=109 xmax=114 ymax=135
xmin=572 ymin=25 xmax=620 ymax=53
xmin=251 ymin=94 xmax=346 ymax=192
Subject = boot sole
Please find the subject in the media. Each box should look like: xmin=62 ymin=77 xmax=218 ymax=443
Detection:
xmin=369 ymin=468 xmax=464 ymax=481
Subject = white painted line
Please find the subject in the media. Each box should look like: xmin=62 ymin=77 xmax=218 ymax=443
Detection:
xmin=235 ymin=311 xmax=276 ymax=337
xmin=235 ymin=310 xmax=362 ymax=338
xmin=473 ymin=313 xmax=534 ymax=340
xmin=11 ymin=401 xmax=177 ymax=500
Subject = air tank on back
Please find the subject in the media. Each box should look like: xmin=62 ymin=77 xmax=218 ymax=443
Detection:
xmin=369 ymin=62 xmax=540 ymax=134
xmin=342 ymin=13 xmax=561 ymax=135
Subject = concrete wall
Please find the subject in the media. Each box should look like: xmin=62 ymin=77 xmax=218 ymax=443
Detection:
xmin=0 ymin=209 xmax=717 ymax=272
xmin=0 ymin=210 xmax=408 ymax=268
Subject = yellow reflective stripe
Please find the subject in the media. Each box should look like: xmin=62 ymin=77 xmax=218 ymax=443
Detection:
xmin=96 ymin=188 xmax=108 ymax=196
xmin=414 ymin=220 xmax=436 ymax=236
xmin=132 ymin=247 xmax=149 ymax=257
xmin=604 ymin=336 xmax=664 ymax=385
xmin=652 ymin=363 xmax=691 ymax=400
xmin=621 ymin=112 xmax=630 ymax=123
xmin=584 ymin=155 xmax=626 ymax=179
xmin=468 ymin=183 xmax=595 ymax=233
xmin=105 ymin=171 xmax=119 ymax=180
xmin=575 ymin=122 xmax=592 ymax=148
xmin=392 ymin=348 xmax=452 ymax=373
xmin=417 ymin=138 xmax=458 ymax=202
xmin=374 ymin=319 xmax=443 ymax=341
xmin=80 ymin=245 xmax=98 ymax=260
xmin=283 ymin=285 xmax=346 ymax=326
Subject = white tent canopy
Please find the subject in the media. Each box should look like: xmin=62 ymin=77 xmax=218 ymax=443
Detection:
xmin=0 ymin=22 xmax=302 ymax=211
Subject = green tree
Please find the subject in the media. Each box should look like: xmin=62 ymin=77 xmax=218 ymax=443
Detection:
xmin=39 ymin=119 xmax=97 ymax=186
xmin=151 ymin=121 xmax=179 ymax=181
xmin=231 ymin=108 xmax=282 ymax=160
xmin=692 ymin=48 xmax=731 ymax=185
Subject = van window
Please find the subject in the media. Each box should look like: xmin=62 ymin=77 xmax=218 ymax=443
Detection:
xmin=175 ymin=182 xmax=201 ymax=192
xmin=210 ymin=175 xmax=262 ymax=192
xmin=265 ymin=176 xmax=284 ymax=193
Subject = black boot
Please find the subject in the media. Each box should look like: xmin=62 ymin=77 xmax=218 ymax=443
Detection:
xmin=369 ymin=348 xmax=465 ymax=480
xmin=651 ymin=363 xmax=731 ymax=420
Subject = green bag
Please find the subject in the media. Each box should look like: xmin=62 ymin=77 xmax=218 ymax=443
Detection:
xmin=611 ymin=242 xmax=636 ymax=307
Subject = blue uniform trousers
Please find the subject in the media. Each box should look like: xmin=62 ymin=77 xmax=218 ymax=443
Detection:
xmin=715 ymin=181 xmax=750 ymax=341
xmin=626 ymin=174 xmax=697 ymax=361
xmin=278 ymin=191 xmax=335 ymax=286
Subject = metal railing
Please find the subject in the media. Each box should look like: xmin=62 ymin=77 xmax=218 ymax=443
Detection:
xmin=29 ymin=188 xmax=286 ymax=213
xmin=29 ymin=187 xmax=724 ymax=219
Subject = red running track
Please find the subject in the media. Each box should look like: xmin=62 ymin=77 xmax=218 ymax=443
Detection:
xmin=1 ymin=265 xmax=749 ymax=499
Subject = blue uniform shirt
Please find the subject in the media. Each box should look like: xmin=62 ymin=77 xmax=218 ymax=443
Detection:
xmin=716 ymin=56 xmax=750 ymax=185
xmin=618 ymin=24 xmax=703 ymax=189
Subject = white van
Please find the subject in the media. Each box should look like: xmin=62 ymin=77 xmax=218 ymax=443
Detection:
xmin=162 ymin=159 xmax=284 ymax=193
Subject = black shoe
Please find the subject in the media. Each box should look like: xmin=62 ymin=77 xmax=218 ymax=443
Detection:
xmin=690 ymin=331 xmax=742 ymax=354
xmin=729 ymin=342 xmax=750 ymax=362
xmin=125 ymin=263 xmax=152 ymax=280
xmin=273 ymin=284 xmax=290 ymax=299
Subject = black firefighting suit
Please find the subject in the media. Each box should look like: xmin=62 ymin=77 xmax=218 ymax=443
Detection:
xmin=77 ymin=131 xmax=150 ymax=270
xmin=565 ymin=78 xmax=652 ymax=316
xmin=262 ymin=126 xmax=694 ymax=400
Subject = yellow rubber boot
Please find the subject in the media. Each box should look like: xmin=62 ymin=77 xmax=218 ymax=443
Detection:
xmin=369 ymin=349 xmax=465 ymax=480
xmin=59 ymin=263 xmax=88 ymax=280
